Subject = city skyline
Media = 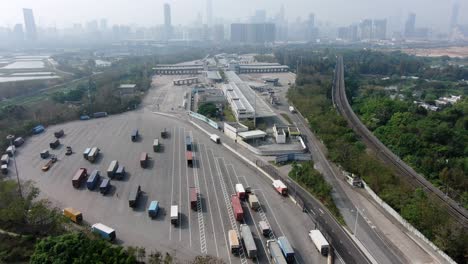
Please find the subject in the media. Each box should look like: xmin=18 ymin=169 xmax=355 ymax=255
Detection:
xmin=0 ymin=0 xmax=466 ymax=32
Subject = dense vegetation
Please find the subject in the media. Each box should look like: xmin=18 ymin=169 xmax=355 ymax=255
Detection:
xmin=198 ymin=102 xmax=218 ymax=118
xmin=278 ymin=47 xmax=467 ymax=262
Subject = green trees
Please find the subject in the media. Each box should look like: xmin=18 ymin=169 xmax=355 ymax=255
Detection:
xmin=30 ymin=233 xmax=136 ymax=264
xmin=198 ymin=103 xmax=218 ymax=118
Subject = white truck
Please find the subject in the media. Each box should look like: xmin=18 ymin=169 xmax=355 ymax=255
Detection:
xmin=210 ymin=134 xmax=220 ymax=144
xmin=170 ymin=205 xmax=179 ymax=226
xmin=289 ymin=106 xmax=296 ymax=113
xmin=309 ymin=229 xmax=330 ymax=256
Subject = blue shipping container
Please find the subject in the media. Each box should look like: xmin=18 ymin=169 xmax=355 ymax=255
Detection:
xmin=277 ymin=236 xmax=295 ymax=263
xmin=100 ymin=178 xmax=110 ymax=194
xmin=87 ymin=170 xmax=100 ymax=190
xmin=148 ymin=200 xmax=159 ymax=218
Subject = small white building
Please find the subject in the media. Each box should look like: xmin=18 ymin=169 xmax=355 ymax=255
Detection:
xmin=273 ymin=124 xmax=286 ymax=144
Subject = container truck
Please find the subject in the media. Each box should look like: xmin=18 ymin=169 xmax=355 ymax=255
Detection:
xmin=1 ymin=154 xmax=9 ymax=165
xmin=83 ymin=147 xmax=91 ymax=159
xmin=93 ymin=112 xmax=108 ymax=118
xmin=107 ymin=160 xmax=119 ymax=178
xmin=87 ymin=147 xmax=100 ymax=162
xmin=140 ymin=152 xmax=148 ymax=168
xmin=240 ymin=224 xmax=257 ymax=259
xmin=63 ymin=207 xmax=83 ymax=224
xmin=13 ymin=137 xmax=24 ymax=147
xmin=54 ymin=129 xmax=64 ymax=138
xmin=72 ymin=168 xmax=87 ymax=188
xmin=6 ymin=146 xmax=15 ymax=157
xmin=40 ymin=149 xmax=49 ymax=159
xmin=115 ymin=165 xmax=126 ymax=180
xmin=267 ymin=240 xmax=288 ymax=264
xmin=277 ymin=236 xmax=295 ymax=263
xmin=186 ymin=151 xmax=193 ymax=167
xmin=131 ymin=129 xmax=139 ymax=142
xmin=235 ymin=183 xmax=246 ymax=200
xmin=231 ymin=194 xmax=243 ymax=221
xmin=190 ymin=187 xmax=198 ymax=210
xmin=309 ymin=229 xmax=330 ymax=256
xmin=248 ymin=194 xmax=260 ymax=211
xmin=170 ymin=205 xmax=179 ymax=225
xmin=259 ymin=221 xmax=272 ymax=237
xmin=210 ymin=134 xmax=220 ymax=144
xmin=228 ymin=230 xmax=240 ymax=255
xmin=87 ymin=170 xmax=100 ymax=190
xmin=49 ymin=139 xmax=60 ymax=149
xmin=99 ymin=178 xmax=111 ymax=195
xmin=273 ymin=180 xmax=288 ymax=195
xmin=128 ymin=185 xmax=141 ymax=208
xmin=185 ymin=136 xmax=192 ymax=151
xmin=153 ymin=139 xmax=160 ymax=152
xmin=148 ymin=200 xmax=159 ymax=218
xmin=91 ymin=223 xmax=116 ymax=241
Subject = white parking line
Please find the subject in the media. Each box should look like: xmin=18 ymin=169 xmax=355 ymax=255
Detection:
xmin=169 ymin=126 xmax=177 ymax=240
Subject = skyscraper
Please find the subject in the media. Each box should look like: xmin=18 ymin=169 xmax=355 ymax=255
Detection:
xmin=164 ymin=3 xmax=172 ymax=40
xmin=231 ymin=23 xmax=275 ymax=43
xmin=206 ymin=0 xmax=213 ymax=26
xmin=13 ymin=24 xmax=24 ymax=42
xmin=404 ymin=13 xmax=416 ymax=38
xmin=450 ymin=2 xmax=459 ymax=31
xmin=23 ymin=8 xmax=37 ymax=41
xmin=360 ymin=19 xmax=373 ymax=40
xmin=373 ymin=19 xmax=387 ymax=40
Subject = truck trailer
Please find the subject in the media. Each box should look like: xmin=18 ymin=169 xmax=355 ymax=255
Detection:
xmin=87 ymin=170 xmax=100 ymax=190
xmin=83 ymin=148 xmax=91 ymax=159
xmin=131 ymin=129 xmax=139 ymax=142
xmin=63 ymin=207 xmax=83 ymax=224
xmin=128 ymin=185 xmax=141 ymax=208
xmin=99 ymin=178 xmax=111 ymax=195
xmin=277 ymin=236 xmax=295 ymax=263
xmin=115 ymin=165 xmax=126 ymax=180
xmin=309 ymin=229 xmax=330 ymax=256
xmin=186 ymin=151 xmax=193 ymax=167
xmin=240 ymin=224 xmax=257 ymax=259
xmin=273 ymin=180 xmax=288 ymax=195
xmin=231 ymin=194 xmax=243 ymax=221
xmin=248 ymin=194 xmax=260 ymax=210
xmin=190 ymin=187 xmax=198 ymax=210
xmin=228 ymin=230 xmax=240 ymax=255
xmin=235 ymin=183 xmax=246 ymax=200
xmin=87 ymin=147 xmax=100 ymax=162
xmin=267 ymin=240 xmax=288 ymax=264
xmin=140 ymin=152 xmax=148 ymax=168
xmin=259 ymin=220 xmax=272 ymax=237
xmin=13 ymin=137 xmax=24 ymax=147
xmin=72 ymin=168 xmax=87 ymax=188
xmin=91 ymin=223 xmax=116 ymax=241
xmin=107 ymin=160 xmax=119 ymax=178
xmin=148 ymin=200 xmax=159 ymax=218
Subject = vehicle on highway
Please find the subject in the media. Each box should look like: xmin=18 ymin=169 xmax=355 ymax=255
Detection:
xmin=148 ymin=200 xmax=159 ymax=218
xmin=235 ymin=183 xmax=246 ymax=200
xmin=87 ymin=170 xmax=100 ymax=190
xmin=259 ymin=221 xmax=272 ymax=237
xmin=161 ymin=128 xmax=168 ymax=138
xmin=63 ymin=207 xmax=83 ymax=224
xmin=13 ymin=137 xmax=24 ymax=147
xmin=170 ymin=205 xmax=179 ymax=226
xmin=231 ymin=194 xmax=243 ymax=221
xmin=87 ymin=147 xmax=100 ymax=163
xmin=309 ymin=229 xmax=329 ymax=256
xmin=228 ymin=230 xmax=240 ymax=255
xmin=107 ymin=160 xmax=119 ymax=178
xmin=277 ymin=236 xmax=295 ymax=263
xmin=153 ymin=138 xmax=161 ymax=152
xmin=240 ymin=224 xmax=257 ymax=259
xmin=72 ymin=168 xmax=87 ymax=188
xmin=54 ymin=129 xmax=64 ymax=138
xmin=248 ymin=193 xmax=260 ymax=211
xmin=131 ymin=129 xmax=139 ymax=142
xmin=128 ymin=185 xmax=141 ymax=208
xmin=115 ymin=165 xmax=126 ymax=180
xmin=273 ymin=180 xmax=288 ymax=195
xmin=210 ymin=134 xmax=220 ymax=144
xmin=1 ymin=154 xmax=9 ymax=165
xmin=99 ymin=178 xmax=111 ymax=195
xmin=49 ymin=139 xmax=60 ymax=149
xmin=91 ymin=223 xmax=115 ymax=241
xmin=83 ymin=147 xmax=91 ymax=159
xmin=65 ymin=146 xmax=73 ymax=155
xmin=186 ymin=151 xmax=193 ymax=167
xmin=190 ymin=187 xmax=198 ymax=210
xmin=40 ymin=149 xmax=49 ymax=159
xmin=266 ymin=239 xmax=288 ymax=264
xmin=1 ymin=164 xmax=7 ymax=175
xmin=41 ymin=155 xmax=57 ymax=171
xmin=185 ymin=136 xmax=192 ymax=151
xmin=140 ymin=152 xmax=148 ymax=168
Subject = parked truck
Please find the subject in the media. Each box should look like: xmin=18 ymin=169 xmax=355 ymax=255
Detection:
xmin=6 ymin=146 xmax=15 ymax=157
xmin=13 ymin=137 xmax=24 ymax=147
xmin=131 ymin=129 xmax=139 ymax=142
xmin=240 ymin=224 xmax=257 ymax=259
xmin=72 ymin=168 xmax=87 ymax=188
xmin=186 ymin=151 xmax=193 ymax=167
xmin=309 ymin=229 xmax=330 ymax=256
xmin=231 ymin=194 xmax=243 ymax=221
xmin=99 ymin=178 xmax=111 ymax=195
xmin=170 ymin=205 xmax=179 ymax=226
xmin=273 ymin=180 xmax=288 ymax=195
xmin=140 ymin=152 xmax=148 ymax=168
xmin=266 ymin=240 xmax=288 ymax=264
xmin=40 ymin=149 xmax=49 ymax=159
xmin=153 ymin=139 xmax=160 ymax=152
xmin=148 ymin=200 xmax=159 ymax=218
xmin=190 ymin=187 xmax=198 ymax=210
xmin=210 ymin=134 xmax=220 ymax=144
xmin=115 ymin=165 xmax=126 ymax=180
xmin=87 ymin=170 xmax=100 ymax=190
xmin=54 ymin=129 xmax=64 ymax=138
xmin=1 ymin=164 xmax=7 ymax=175
xmin=235 ymin=183 xmax=246 ymax=200
xmin=83 ymin=147 xmax=91 ymax=159
xmin=259 ymin=220 xmax=272 ymax=237
xmin=277 ymin=236 xmax=295 ymax=263
xmin=228 ymin=230 xmax=240 ymax=255
xmin=185 ymin=136 xmax=192 ymax=151
xmin=87 ymin=147 xmax=100 ymax=162
xmin=161 ymin=128 xmax=168 ymax=138
xmin=248 ymin=194 xmax=260 ymax=211
xmin=91 ymin=223 xmax=116 ymax=241
xmin=128 ymin=185 xmax=141 ymax=208
xmin=1 ymin=154 xmax=9 ymax=165
xmin=49 ymin=139 xmax=60 ymax=149
xmin=63 ymin=207 xmax=83 ymax=224
xmin=107 ymin=160 xmax=119 ymax=178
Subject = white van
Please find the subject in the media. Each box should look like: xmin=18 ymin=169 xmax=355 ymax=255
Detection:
xmin=170 ymin=205 xmax=179 ymax=225
xmin=210 ymin=134 xmax=220 ymax=144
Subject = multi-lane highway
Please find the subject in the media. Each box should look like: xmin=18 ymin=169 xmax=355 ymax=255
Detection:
xmin=332 ymin=56 xmax=468 ymax=227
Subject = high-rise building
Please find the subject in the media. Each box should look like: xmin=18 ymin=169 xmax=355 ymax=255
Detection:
xmin=23 ymin=8 xmax=37 ymax=41
xmin=251 ymin=10 xmax=267 ymax=23
xmin=450 ymin=2 xmax=459 ymax=31
xmin=230 ymin=23 xmax=275 ymax=43
xmin=306 ymin=13 xmax=318 ymax=41
xmin=13 ymin=24 xmax=24 ymax=42
xmin=404 ymin=13 xmax=416 ymax=38
xmin=164 ymin=3 xmax=172 ymax=40
xmin=359 ymin=19 xmax=373 ymax=40
xmin=100 ymin=19 xmax=108 ymax=31
xmin=213 ymin=24 xmax=224 ymax=42
xmin=206 ymin=0 xmax=213 ymax=26
xmin=373 ymin=19 xmax=387 ymax=40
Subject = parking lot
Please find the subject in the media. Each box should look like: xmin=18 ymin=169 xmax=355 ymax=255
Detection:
xmin=12 ymin=76 xmax=325 ymax=263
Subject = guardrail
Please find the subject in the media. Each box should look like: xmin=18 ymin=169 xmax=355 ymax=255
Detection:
xmin=188 ymin=111 xmax=219 ymax=129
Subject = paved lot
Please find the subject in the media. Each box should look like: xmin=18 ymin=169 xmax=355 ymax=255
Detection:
xmin=13 ymin=107 xmax=325 ymax=262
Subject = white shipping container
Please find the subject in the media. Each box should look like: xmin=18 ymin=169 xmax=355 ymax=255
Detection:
xmin=309 ymin=230 xmax=330 ymax=256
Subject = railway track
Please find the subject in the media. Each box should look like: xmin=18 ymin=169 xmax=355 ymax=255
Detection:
xmin=332 ymin=56 xmax=468 ymax=227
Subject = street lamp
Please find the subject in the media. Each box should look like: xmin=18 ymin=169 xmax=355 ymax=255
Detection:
xmin=352 ymin=207 xmax=364 ymax=237
xmin=6 ymin=135 xmax=23 ymax=199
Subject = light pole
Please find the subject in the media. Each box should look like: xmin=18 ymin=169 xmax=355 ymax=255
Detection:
xmin=352 ymin=207 xmax=364 ymax=237
xmin=6 ymin=135 xmax=23 ymax=199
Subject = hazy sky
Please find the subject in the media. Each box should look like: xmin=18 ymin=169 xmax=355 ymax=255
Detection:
xmin=1 ymin=0 xmax=466 ymax=31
